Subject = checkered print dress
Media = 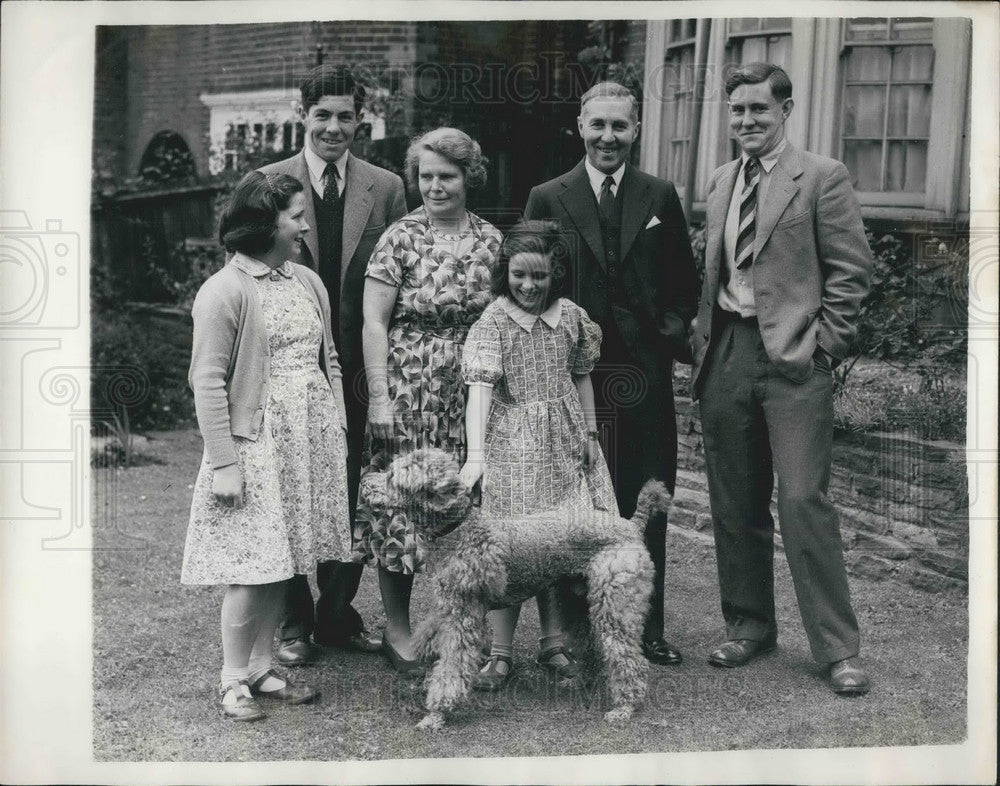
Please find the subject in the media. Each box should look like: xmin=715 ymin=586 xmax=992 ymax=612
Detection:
xmin=462 ymin=297 xmax=617 ymax=518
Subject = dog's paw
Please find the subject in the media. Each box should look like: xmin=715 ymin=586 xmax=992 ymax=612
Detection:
xmin=416 ymin=711 xmax=446 ymax=731
xmin=604 ymin=705 xmax=634 ymax=723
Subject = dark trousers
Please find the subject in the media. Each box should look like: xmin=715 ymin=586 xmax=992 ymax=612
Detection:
xmin=590 ymin=318 xmax=673 ymax=644
xmin=698 ymin=314 xmax=860 ymax=663
xmin=278 ymin=361 xmax=368 ymax=643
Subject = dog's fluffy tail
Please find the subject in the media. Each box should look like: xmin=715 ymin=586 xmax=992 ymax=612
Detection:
xmin=631 ymin=480 xmax=672 ymax=533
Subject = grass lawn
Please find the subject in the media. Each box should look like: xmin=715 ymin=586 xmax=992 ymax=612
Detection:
xmin=92 ymin=428 xmax=968 ymax=761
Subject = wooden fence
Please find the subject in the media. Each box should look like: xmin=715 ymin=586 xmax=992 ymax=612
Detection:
xmin=91 ymin=184 xmax=219 ymax=303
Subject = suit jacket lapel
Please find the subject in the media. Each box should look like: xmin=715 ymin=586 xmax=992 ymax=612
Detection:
xmin=557 ymin=161 xmax=605 ymax=268
xmin=341 ymin=154 xmax=375 ymax=279
xmin=755 ymin=145 xmax=802 ymax=256
xmin=619 ymin=165 xmax=652 ymax=263
xmin=704 ymin=160 xmax=740 ymax=293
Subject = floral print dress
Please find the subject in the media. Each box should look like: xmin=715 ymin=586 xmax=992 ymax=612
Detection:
xmin=462 ymin=296 xmax=617 ymax=518
xmin=353 ymin=208 xmax=502 ymax=574
xmin=182 ymin=257 xmax=351 ymax=585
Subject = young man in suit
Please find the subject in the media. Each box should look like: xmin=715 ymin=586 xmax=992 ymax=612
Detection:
xmin=524 ymin=81 xmax=700 ymax=666
xmin=690 ymin=63 xmax=872 ymax=694
xmin=259 ymin=64 xmax=407 ymax=664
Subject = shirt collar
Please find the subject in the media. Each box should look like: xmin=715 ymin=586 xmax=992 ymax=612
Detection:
xmin=584 ymin=158 xmax=625 ymax=197
xmin=742 ymin=137 xmax=787 ymax=174
xmin=500 ymin=296 xmax=562 ymax=332
xmin=230 ymin=251 xmax=293 ymax=278
xmin=304 ymin=145 xmax=349 ymax=185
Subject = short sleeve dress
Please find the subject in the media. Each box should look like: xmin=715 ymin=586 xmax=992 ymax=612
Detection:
xmin=182 ymin=256 xmax=351 ymax=585
xmin=352 ymin=207 xmax=502 ymax=574
xmin=462 ymin=296 xmax=617 ymax=518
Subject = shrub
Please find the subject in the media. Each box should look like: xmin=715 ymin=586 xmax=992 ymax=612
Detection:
xmin=840 ymin=229 xmax=968 ymax=385
xmin=91 ymin=309 xmax=195 ymax=438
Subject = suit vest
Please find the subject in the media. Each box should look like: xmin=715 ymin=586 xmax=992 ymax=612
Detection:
xmin=312 ymin=185 xmax=345 ymax=343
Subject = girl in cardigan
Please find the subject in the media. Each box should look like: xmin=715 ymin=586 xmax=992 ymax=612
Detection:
xmin=459 ymin=220 xmax=617 ymax=690
xmin=182 ymin=171 xmax=350 ymax=721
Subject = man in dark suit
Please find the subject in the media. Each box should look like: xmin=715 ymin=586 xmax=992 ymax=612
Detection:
xmin=260 ymin=65 xmax=407 ymax=664
xmin=690 ymin=63 xmax=872 ymax=694
xmin=524 ymin=81 xmax=700 ymax=666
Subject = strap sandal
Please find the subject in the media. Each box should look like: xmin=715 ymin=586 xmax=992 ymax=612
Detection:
xmin=473 ymin=654 xmax=514 ymax=692
xmin=536 ymin=645 xmax=581 ymax=680
xmin=249 ymin=668 xmax=319 ymax=704
xmin=218 ymin=680 xmax=266 ymax=722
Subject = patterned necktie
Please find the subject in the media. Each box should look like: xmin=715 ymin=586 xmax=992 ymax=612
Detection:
xmin=735 ymin=157 xmax=760 ymax=270
xmin=598 ymin=175 xmax=615 ymax=225
xmin=323 ymin=163 xmax=340 ymax=204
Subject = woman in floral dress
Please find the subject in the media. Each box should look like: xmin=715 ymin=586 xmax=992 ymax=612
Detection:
xmin=354 ymin=128 xmax=502 ymax=672
xmin=182 ymin=171 xmax=351 ymax=720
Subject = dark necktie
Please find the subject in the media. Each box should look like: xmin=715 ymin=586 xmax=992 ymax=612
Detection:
xmin=735 ymin=157 xmax=760 ymax=270
xmin=323 ymin=163 xmax=340 ymax=204
xmin=598 ymin=175 xmax=615 ymax=225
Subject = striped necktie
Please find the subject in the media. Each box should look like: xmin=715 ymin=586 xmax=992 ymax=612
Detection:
xmin=734 ymin=157 xmax=760 ymax=270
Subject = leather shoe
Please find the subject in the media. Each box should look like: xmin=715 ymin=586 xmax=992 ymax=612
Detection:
xmin=473 ymin=654 xmax=513 ymax=692
xmin=708 ymin=637 xmax=776 ymax=668
xmin=249 ymin=669 xmax=318 ymax=704
xmin=218 ymin=680 xmax=266 ymax=722
xmin=275 ymin=635 xmax=317 ymax=667
xmin=828 ymin=656 xmax=869 ymax=696
xmin=383 ymin=636 xmax=427 ymax=676
xmin=643 ymin=639 xmax=683 ymax=665
xmin=315 ymin=629 xmax=384 ymax=654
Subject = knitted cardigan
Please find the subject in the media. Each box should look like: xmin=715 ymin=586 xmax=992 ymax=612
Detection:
xmin=188 ymin=253 xmax=347 ymax=469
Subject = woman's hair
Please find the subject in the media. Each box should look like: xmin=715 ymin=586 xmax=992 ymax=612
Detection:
xmin=491 ymin=219 xmax=570 ymax=308
xmin=218 ymin=171 xmax=304 ymax=255
xmin=403 ymin=127 xmax=488 ymax=192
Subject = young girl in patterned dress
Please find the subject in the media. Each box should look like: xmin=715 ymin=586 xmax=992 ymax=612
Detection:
xmin=459 ymin=220 xmax=617 ymax=690
xmin=182 ymin=171 xmax=351 ymax=720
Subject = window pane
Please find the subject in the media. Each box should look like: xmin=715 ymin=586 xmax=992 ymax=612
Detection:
xmin=741 ymin=36 xmax=767 ymax=62
xmin=767 ymin=35 xmax=792 ymax=70
xmin=890 ymin=18 xmax=933 ymax=42
xmin=891 ymin=45 xmax=934 ymax=81
xmin=729 ymin=18 xmax=759 ymax=34
xmin=886 ymin=141 xmax=927 ymax=191
xmin=843 ymin=141 xmax=883 ymax=190
xmin=846 ymin=18 xmax=889 ymax=42
xmin=684 ymin=19 xmax=697 ymax=39
xmin=763 ymin=18 xmax=791 ymax=31
xmin=846 ymin=47 xmax=890 ymax=81
xmin=887 ymin=85 xmax=931 ymax=137
xmin=843 ymin=86 xmax=886 ymax=136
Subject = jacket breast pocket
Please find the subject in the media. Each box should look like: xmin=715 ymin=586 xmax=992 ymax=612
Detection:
xmin=776 ymin=209 xmax=810 ymax=228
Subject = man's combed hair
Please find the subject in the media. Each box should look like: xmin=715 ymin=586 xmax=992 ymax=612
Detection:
xmin=724 ymin=62 xmax=793 ymax=101
xmin=218 ymin=171 xmax=303 ymax=256
xmin=300 ymin=64 xmax=366 ymax=115
xmin=580 ymin=81 xmax=639 ymax=122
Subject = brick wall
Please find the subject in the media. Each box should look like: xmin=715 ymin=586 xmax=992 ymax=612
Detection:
xmin=671 ymin=374 xmax=969 ymax=594
xmin=116 ymin=22 xmax=419 ymax=181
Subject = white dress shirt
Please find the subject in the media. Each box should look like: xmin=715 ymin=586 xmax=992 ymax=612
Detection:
xmin=304 ymin=145 xmax=348 ymax=197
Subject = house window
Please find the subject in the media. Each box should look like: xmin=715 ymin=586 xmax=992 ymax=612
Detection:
xmin=199 ymin=89 xmax=303 ymax=174
xmin=659 ymin=19 xmax=698 ymax=182
xmin=725 ymin=18 xmax=792 ymax=68
xmin=840 ymin=18 xmax=934 ymax=194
